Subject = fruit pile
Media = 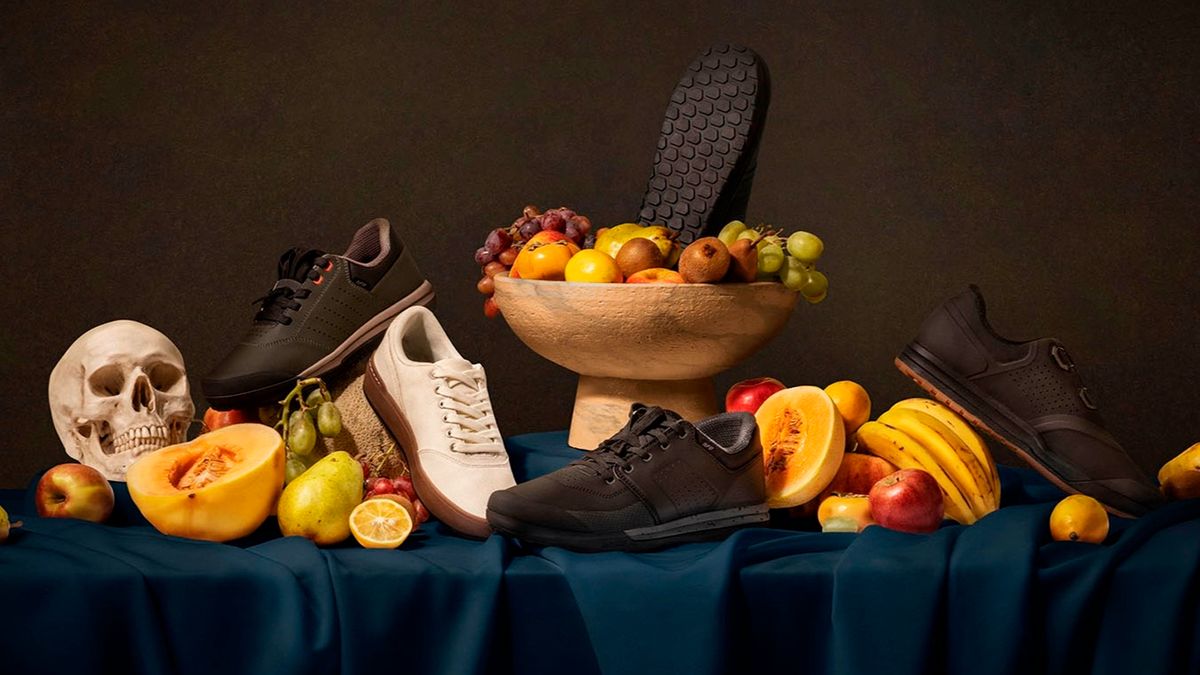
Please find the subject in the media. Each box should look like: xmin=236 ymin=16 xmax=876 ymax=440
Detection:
xmin=855 ymin=399 xmax=1000 ymax=525
xmin=715 ymin=221 xmax=828 ymax=301
xmin=727 ymin=376 xmax=1001 ymax=534
xmin=473 ymin=205 xmax=830 ymax=316
xmin=474 ymin=206 xmax=593 ymax=317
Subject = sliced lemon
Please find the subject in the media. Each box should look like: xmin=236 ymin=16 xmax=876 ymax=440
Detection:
xmin=350 ymin=497 xmax=414 ymax=549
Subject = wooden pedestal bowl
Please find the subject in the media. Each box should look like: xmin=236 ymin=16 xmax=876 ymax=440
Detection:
xmin=492 ymin=276 xmax=799 ymax=449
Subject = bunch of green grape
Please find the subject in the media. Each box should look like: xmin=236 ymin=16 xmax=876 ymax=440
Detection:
xmin=268 ymin=378 xmax=344 ymax=483
xmin=718 ymin=221 xmax=829 ymax=304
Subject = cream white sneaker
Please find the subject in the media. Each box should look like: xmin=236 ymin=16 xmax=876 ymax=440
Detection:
xmin=363 ymin=306 xmax=514 ymax=537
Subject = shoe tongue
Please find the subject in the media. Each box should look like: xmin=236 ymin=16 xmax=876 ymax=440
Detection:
xmin=277 ymin=247 xmax=326 ymax=282
xmin=433 ymin=358 xmax=479 ymax=393
xmin=627 ymin=403 xmax=681 ymax=435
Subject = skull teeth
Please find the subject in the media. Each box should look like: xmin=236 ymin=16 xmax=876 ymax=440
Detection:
xmin=107 ymin=425 xmax=170 ymax=455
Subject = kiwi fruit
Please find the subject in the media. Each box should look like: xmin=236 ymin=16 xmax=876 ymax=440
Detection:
xmin=615 ymin=238 xmax=665 ymax=278
xmin=678 ymin=236 xmax=731 ymax=283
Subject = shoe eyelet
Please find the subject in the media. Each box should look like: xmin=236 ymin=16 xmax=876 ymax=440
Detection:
xmin=323 ymin=260 xmax=334 ymax=272
xmin=658 ymin=441 xmax=669 ymax=449
xmin=642 ymin=452 xmax=653 ymax=462
xmin=444 ymin=430 xmax=452 ymax=438
xmin=604 ymin=477 xmax=615 ymax=485
xmin=623 ymin=465 xmax=634 ymax=474
xmin=441 ymin=415 xmax=449 ymax=423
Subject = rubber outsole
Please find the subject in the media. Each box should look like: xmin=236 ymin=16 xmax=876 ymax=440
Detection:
xmin=204 ymin=281 xmax=435 ymax=410
xmin=895 ymin=345 xmax=1140 ymax=518
xmin=487 ymin=503 xmax=769 ymax=553
xmin=637 ymin=44 xmax=771 ymax=245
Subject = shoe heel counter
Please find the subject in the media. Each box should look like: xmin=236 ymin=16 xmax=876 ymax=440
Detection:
xmin=372 ymin=233 xmax=431 ymax=303
xmin=723 ymin=430 xmax=768 ymax=505
xmin=912 ymin=302 xmax=989 ymax=377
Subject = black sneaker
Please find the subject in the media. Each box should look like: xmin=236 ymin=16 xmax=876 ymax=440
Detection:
xmin=487 ymin=404 xmax=769 ymax=552
xmin=202 ymin=218 xmax=434 ymax=409
xmin=637 ymin=44 xmax=771 ymax=245
xmin=895 ymin=286 xmax=1163 ymax=517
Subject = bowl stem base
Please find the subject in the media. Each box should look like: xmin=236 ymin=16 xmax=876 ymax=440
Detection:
xmin=568 ymin=375 xmax=718 ymax=450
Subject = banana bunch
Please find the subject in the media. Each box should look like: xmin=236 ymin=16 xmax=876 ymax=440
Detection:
xmin=854 ymin=398 xmax=1001 ymax=524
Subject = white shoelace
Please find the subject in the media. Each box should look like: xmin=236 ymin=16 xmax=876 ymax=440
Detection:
xmin=431 ymin=363 xmax=503 ymax=454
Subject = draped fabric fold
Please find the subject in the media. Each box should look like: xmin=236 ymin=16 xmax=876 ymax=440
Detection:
xmin=2 ymin=431 xmax=1196 ymax=675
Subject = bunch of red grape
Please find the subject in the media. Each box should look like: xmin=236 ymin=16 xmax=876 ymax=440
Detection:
xmin=474 ymin=205 xmax=592 ymax=317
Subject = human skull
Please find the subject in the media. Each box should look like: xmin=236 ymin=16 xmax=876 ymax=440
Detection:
xmin=48 ymin=320 xmax=195 ymax=480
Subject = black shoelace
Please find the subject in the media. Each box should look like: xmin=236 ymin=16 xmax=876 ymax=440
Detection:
xmin=575 ymin=405 xmax=689 ymax=482
xmin=252 ymin=247 xmax=329 ymax=325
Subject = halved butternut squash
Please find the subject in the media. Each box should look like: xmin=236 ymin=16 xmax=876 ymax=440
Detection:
xmin=127 ymin=423 xmax=285 ymax=542
xmin=755 ymin=386 xmax=846 ymax=508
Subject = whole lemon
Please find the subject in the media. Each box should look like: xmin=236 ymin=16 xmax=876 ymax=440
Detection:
xmin=1049 ymin=494 xmax=1109 ymax=543
xmin=564 ymin=250 xmax=623 ymax=283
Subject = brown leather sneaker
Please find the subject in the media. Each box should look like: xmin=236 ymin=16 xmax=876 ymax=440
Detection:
xmin=895 ymin=286 xmax=1162 ymax=517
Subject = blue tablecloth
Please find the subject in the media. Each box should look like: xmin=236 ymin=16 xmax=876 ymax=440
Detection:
xmin=3 ymin=432 xmax=1198 ymax=675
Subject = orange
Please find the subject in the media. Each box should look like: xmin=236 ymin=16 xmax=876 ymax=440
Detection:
xmin=349 ymin=497 xmax=414 ymax=549
xmin=1049 ymin=494 xmax=1109 ymax=543
xmin=824 ymin=380 xmax=872 ymax=436
xmin=564 ymin=250 xmax=623 ymax=283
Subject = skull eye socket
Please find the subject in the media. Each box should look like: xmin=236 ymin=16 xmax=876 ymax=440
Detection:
xmin=148 ymin=362 xmax=183 ymax=391
xmin=88 ymin=365 xmax=126 ymax=397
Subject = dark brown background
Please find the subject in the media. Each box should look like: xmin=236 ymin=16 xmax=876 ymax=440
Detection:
xmin=2 ymin=2 xmax=1197 ymax=488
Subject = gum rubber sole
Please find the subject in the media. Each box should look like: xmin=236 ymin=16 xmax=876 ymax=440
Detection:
xmin=637 ymin=44 xmax=771 ymax=245
xmin=895 ymin=347 xmax=1138 ymax=518
xmin=363 ymin=358 xmax=492 ymax=539
xmin=487 ymin=503 xmax=770 ymax=553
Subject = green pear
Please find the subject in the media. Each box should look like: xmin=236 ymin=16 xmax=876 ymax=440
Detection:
xmin=277 ymin=451 xmax=363 ymax=545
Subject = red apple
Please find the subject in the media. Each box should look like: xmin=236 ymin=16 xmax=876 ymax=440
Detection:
xmin=725 ymin=377 xmax=786 ymax=414
xmin=792 ymin=453 xmax=901 ymax=519
xmin=203 ymin=407 xmax=257 ymax=432
xmin=35 ymin=464 xmax=115 ymax=523
xmin=868 ymin=469 xmax=944 ymax=534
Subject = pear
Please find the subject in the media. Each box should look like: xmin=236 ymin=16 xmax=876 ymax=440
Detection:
xmin=634 ymin=225 xmax=678 ymax=261
xmin=277 ymin=450 xmax=364 ymax=545
xmin=725 ymin=237 xmax=758 ymax=282
xmin=594 ymin=223 xmax=644 ymax=259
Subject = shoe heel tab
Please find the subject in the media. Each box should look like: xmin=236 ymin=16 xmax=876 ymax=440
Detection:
xmin=694 ymin=411 xmax=758 ymax=455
